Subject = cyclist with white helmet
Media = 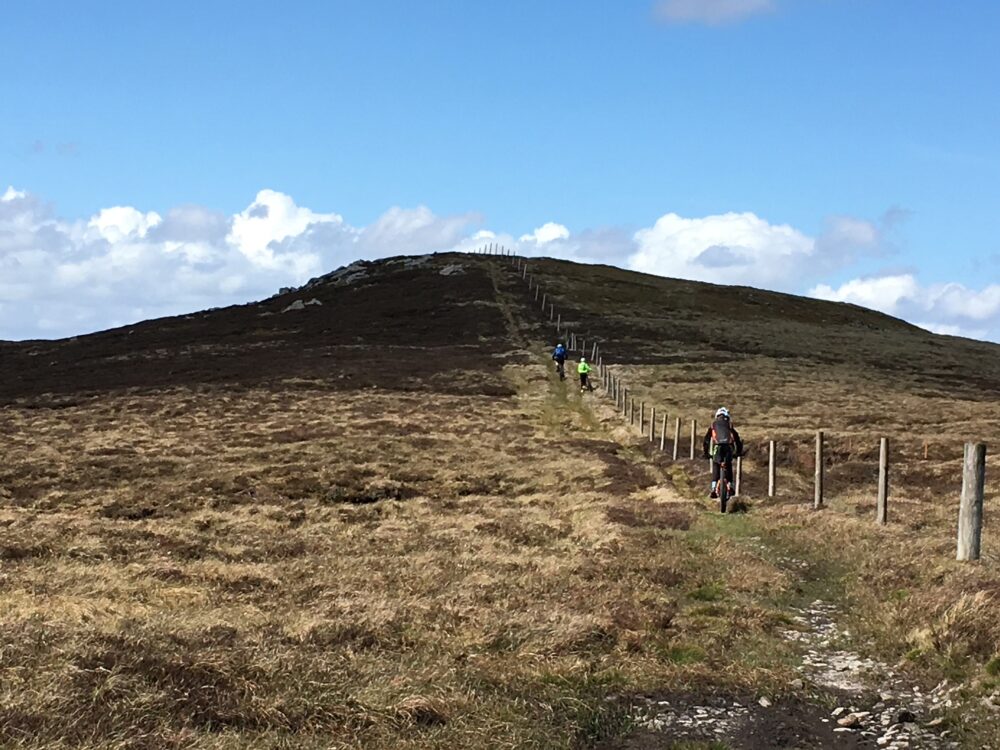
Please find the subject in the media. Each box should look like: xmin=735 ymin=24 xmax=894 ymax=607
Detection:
xmin=702 ymin=407 xmax=744 ymax=510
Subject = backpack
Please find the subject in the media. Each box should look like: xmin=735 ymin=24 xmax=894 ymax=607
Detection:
xmin=711 ymin=417 xmax=733 ymax=446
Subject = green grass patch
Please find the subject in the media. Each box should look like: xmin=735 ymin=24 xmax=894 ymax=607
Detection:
xmin=657 ymin=644 xmax=707 ymax=665
xmin=689 ymin=583 xmax=726 ymax=602
xmin=985 ymin=656 xmax=1000 ymax=677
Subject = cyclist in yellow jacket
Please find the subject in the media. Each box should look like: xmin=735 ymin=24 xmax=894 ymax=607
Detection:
xmin=577 ymin=357 xmax=592 ymax=392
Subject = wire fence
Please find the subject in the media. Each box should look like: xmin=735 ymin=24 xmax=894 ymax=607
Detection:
xmin=469 ymin=244 xmax=991 ymax=563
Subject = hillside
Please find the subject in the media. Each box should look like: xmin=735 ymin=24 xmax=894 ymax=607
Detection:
xmin=0 ymin=255 xmax=517 ymax=402
xmin=1 ymin=252 xmax=998 ymax=750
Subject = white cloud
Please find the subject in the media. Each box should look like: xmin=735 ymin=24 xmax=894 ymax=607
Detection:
xmin=927 ymin=282 xmax=1000 ymax=322
xmin=87 ymin=206 xmax=162 ymax=243
xmin=358 ymin=206 xmax=479 ymax=255
xmin=512 ymin=210 xmax=998 ymax=342
xmin=811 ymin=274 xmax=920 ymax=314
xmin=3 ymin=186 xmax=997 ymax=345
xmin=916 ymin=322 xmax=967 ymax=337
xmin=520 ymin=222 xmax=570 ymax=245
xmin=810 ymin=275 xmax=1000 ymax=341
xmin=227 ymin=189 xmax=343 ymax=268
xmin=629 ymin=211 xmax=815 ymax=287
xmin=654 ymin=0 xmax=776 ymax=25
xmin=0 ymin=188 xmax=480 ymax=340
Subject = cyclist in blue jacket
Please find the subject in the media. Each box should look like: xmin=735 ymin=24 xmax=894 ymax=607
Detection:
xmin=552 ymin=343 xmax=567 ymax=380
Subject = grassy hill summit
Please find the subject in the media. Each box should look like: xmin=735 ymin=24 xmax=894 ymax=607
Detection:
xmin=1 ymin=252 xmax=998 ymax=749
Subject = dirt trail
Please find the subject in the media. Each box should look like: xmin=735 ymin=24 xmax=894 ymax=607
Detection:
xmin=490 ymin=257 xmax=971 ymax=749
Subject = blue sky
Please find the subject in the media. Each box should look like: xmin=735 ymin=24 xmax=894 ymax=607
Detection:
xmin=2 ymin=0 xmax=999 ymax=341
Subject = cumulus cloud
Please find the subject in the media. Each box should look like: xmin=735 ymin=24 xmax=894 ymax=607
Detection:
xmin=513 ymin=210 xmax=998 ymax=342
xmin=0 ymin=186 xmax=480 ymax=340
xmin=811 ymin=275 xmax=1000 ymax=341
xmin=810 ymin=274 xmax=920 ymax=314
xmin=628 ymin=211 xmax=815 ymax=287
xmin=519 ymin=222 xmax=570 ymax=245
xmin=3 ymin=185 xmax=998 ymax=344
xmin=87 ymin=206 xmax=162 ymax=243
xmin=227 ymin=189 xmax=343 ymax=269
xmin=654 ymin=0 xmax=776 ymax=25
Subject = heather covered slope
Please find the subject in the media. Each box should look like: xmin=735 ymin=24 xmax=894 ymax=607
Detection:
xmin=0 ymin=254 xmax=516 ymax=403
xmin=519 ymin=256 xmax=1000 ymax=390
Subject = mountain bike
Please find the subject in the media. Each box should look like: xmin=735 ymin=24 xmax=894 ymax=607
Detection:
xmin=716 ymin=458 xmax=732 ymax=513
xmin=555 ymin=360 xmax=566 ymax=380
xmin=708 ymin=446 xmax=735 ymax=513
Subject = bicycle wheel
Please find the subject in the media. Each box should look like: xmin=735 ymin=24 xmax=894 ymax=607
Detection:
xmin=719 ymin=475 xmax=730 ymax=513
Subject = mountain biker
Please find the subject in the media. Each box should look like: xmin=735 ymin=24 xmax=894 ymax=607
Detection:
xmin=552 ymin=342 xmax=567 ymax=379
xmin=702 ymin=407 xmax=743 ymax=501
xmin=577 ymin=356 xmax=592 ymax=392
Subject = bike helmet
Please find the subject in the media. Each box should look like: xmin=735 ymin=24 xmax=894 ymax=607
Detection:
xmin=715 ymin=407 xmax=730 ymax=418
xmin=580 ymin=356 xmax=586 ymax=363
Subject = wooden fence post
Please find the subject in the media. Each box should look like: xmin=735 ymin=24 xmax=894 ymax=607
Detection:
xmin=814 ymin=431 xmax=824 ymax=509
xmin=549 ymin=303 xmax=555 ymax=321
xmin=649 ymin=407 xmax=656 ymax=442
xmin=541 ymin=293 xmax=547 ymax=311
xmin=690 ymin=419 xmax=697 ymax=460
xmin=673 ymin=417 xmax=681 ymax=460
xmin=735 ymin=457 xmax=742 ymax=496
xmin=768 ymin=440 xmax=776 ymax=498
xmin=877 ymin=437 xmax=889 ymax=525
xmin=957 ymin=442 xmax=987 ymax=561
xmin=660 ymin=413 xmax=667 ymax=451
xmin=640 ymin=402 xmax=645 ymax=433
xmin=534 ymin=285 xmax=540 ymax=301
xmin=556 ymin=313 xmax=561 ymax=332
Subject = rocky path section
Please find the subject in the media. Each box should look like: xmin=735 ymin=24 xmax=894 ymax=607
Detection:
xmin=605 ymin=533 xmax=975 ymax=749
xmin=616 ymin=599 xmax=965 ymax=750
xmin=623 ymin=693 xmax=872 ymax=749
xmin=785 ymin=600 xmax=961 ymax=749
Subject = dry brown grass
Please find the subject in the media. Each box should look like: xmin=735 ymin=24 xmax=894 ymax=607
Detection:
xmin=510 ymin=256 xmax=1000 ymax=745
xmin=0 ymin=357 xmax=807 ymax=748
